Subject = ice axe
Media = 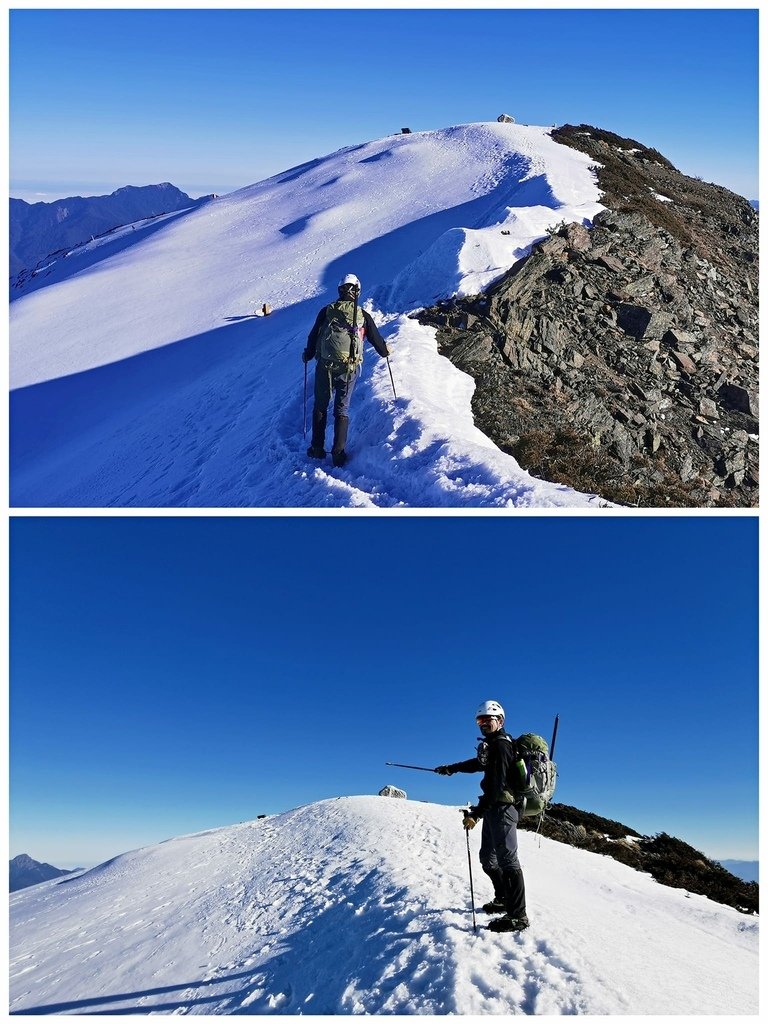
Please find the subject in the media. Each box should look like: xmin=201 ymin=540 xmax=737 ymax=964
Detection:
xmin=385 ymin=762 xmax=438 ymax=772
xmin=550 ymin=713 xmax=560 ymax=759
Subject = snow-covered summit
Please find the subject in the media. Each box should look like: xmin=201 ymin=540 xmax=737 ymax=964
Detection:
xmin=11 ymin=122 xmax=607 ymax=507
xmin=9 ymin=796 xmax=758 ymax=1014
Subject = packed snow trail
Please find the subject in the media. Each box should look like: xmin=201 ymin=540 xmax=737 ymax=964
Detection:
xmin=9 ymin=797 xmax=758 ymax=1014
xmin=10 ymin=123 xmax=608 ymax=507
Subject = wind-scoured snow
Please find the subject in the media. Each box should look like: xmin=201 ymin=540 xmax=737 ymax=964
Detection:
xmin=9 ymin=797 xmax=757 ymax=1015
xmin=10 ymin=123 xmax=606 ymax=508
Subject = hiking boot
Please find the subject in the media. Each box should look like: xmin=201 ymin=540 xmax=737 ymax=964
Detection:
xmin=309 ymin=408 xmax=327 ymax=456
xmin=481 ymin=898 xmax=506 ymax=914
xmin=332 ymin=449 xmax=348 ymax=468
xmin=487 ymin=914 xmax=530 ymax=933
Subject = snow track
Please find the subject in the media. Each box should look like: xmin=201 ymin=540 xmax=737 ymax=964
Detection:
xmin=10 ymin=796 xmax=758 ymax=1014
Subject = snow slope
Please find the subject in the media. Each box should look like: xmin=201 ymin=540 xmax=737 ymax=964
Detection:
xmin=10 ymin=123 xmax=607 ymax=508
xmin=9 ymin=796 xmax=758 ymax=1015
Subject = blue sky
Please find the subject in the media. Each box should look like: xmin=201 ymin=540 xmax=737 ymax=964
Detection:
xmin=9 ymin=8 xmax=758 ymax=201
xmin=10 ymin=516 xmax=758 ymax=867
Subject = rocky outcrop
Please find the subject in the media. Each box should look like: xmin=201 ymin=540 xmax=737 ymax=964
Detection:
xmin=378 ymin=785 xmax=407 ymax=798
xmin=416 ymin=125 xmax=758 ymax=507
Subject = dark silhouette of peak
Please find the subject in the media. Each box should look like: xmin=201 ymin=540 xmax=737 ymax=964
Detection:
xmin=10 ymin=853 xmax=76 ymax=892
xmin=10 ymin=183 xmax=213 ymax=279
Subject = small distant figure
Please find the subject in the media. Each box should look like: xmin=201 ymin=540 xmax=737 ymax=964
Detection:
xmin=401 ymin=128 xmax=412 ymax=134
xmin=497 ymin=113 xmax=516 ymax=124
xmin=262 ymin=303 xmax=272 ymax=316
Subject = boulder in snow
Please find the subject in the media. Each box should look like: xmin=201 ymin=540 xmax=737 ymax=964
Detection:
xmin=378 ymin=785 xmax=407 ymax=799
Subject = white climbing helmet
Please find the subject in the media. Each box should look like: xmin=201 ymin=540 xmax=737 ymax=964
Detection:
xmin=476 ymin=700 xmax=505 ymax=720
xmin=338 ymin=273 xmax=361 ymax=293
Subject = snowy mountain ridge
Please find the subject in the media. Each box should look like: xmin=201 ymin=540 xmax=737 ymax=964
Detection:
xmin=10 ymin=122 xmax=609 ymax=508
xmin=9 ymin=795 xmax=758 ymax=1015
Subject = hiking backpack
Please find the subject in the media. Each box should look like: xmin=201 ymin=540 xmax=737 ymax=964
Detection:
xmin=513 ymin=733 xmax=557 ymax=817
xmin=316 ymin=299 xmax=365 ymax=366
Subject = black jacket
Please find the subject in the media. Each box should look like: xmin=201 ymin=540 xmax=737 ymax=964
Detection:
xmin=305 ymin=305 xmax=389 ymax=360
xmin=445 ymin=728 xmax=523 ymax=816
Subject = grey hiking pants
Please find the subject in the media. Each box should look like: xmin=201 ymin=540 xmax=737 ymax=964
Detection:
xmin=479 ymin=803 xmax=526 ymax=917
xmin=313 ymin=359 xmax=358 ymax=419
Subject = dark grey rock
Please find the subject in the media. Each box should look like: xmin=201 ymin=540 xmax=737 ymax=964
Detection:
xmin=718 ymin=383 xmax=757 ymax=416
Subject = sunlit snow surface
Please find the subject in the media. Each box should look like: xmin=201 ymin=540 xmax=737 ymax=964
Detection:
xmin=10 ymin=123 xmax=608 ymax=507
xmin=9 ymin=797 xmax=758 ymax=1014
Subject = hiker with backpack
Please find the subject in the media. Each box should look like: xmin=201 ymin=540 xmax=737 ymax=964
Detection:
xmin=302 ymin=273 xmax=390 ymax=467
xmin=435 ymin=700 xmax=531 ymax=933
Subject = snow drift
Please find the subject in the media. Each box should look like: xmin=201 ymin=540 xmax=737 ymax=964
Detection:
xmin=10 ymin=123 xmax=608 ymax=508
xmin=9 ymin=796 xmax=758 ymax=1015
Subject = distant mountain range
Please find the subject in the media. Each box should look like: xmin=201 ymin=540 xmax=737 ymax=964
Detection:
xmin=9 ymin=182 xmax=214 ymax=277
xmin=718 ymin=859 xmax=759 ymax=883
xmin=10 ymin=853 xmax=78 ymax=892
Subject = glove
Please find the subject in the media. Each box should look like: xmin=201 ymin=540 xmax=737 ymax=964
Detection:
xmin=302 ymin=349 xmax=312 ymax=364
xmin=435 ymin=765 xmax=455 ymax=776
xmin=462 ymin=810 xmax=478 ymax=831
xmin=382 ymin=347 xmax=390 ymax=358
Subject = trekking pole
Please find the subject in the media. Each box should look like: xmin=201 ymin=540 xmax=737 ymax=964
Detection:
xmin=550 ymin=714 xmax=560 ymax=759
xmin=385 ymin=761 xmax=438 ymax=772
xmin=386 ymin=356 xmax=397 ymax=399
xmin=303 ymin=361 xmax=308 ymax=437
xmin=465 ymin=824 xmax=477 ymax=933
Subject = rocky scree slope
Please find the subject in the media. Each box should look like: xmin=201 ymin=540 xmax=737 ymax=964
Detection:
xmin=417 ymin=125 xmax=758 ymax=507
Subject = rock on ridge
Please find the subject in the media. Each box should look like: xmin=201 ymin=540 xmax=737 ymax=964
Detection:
xmin=417 ymin=124 xmax=758 ymax=507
